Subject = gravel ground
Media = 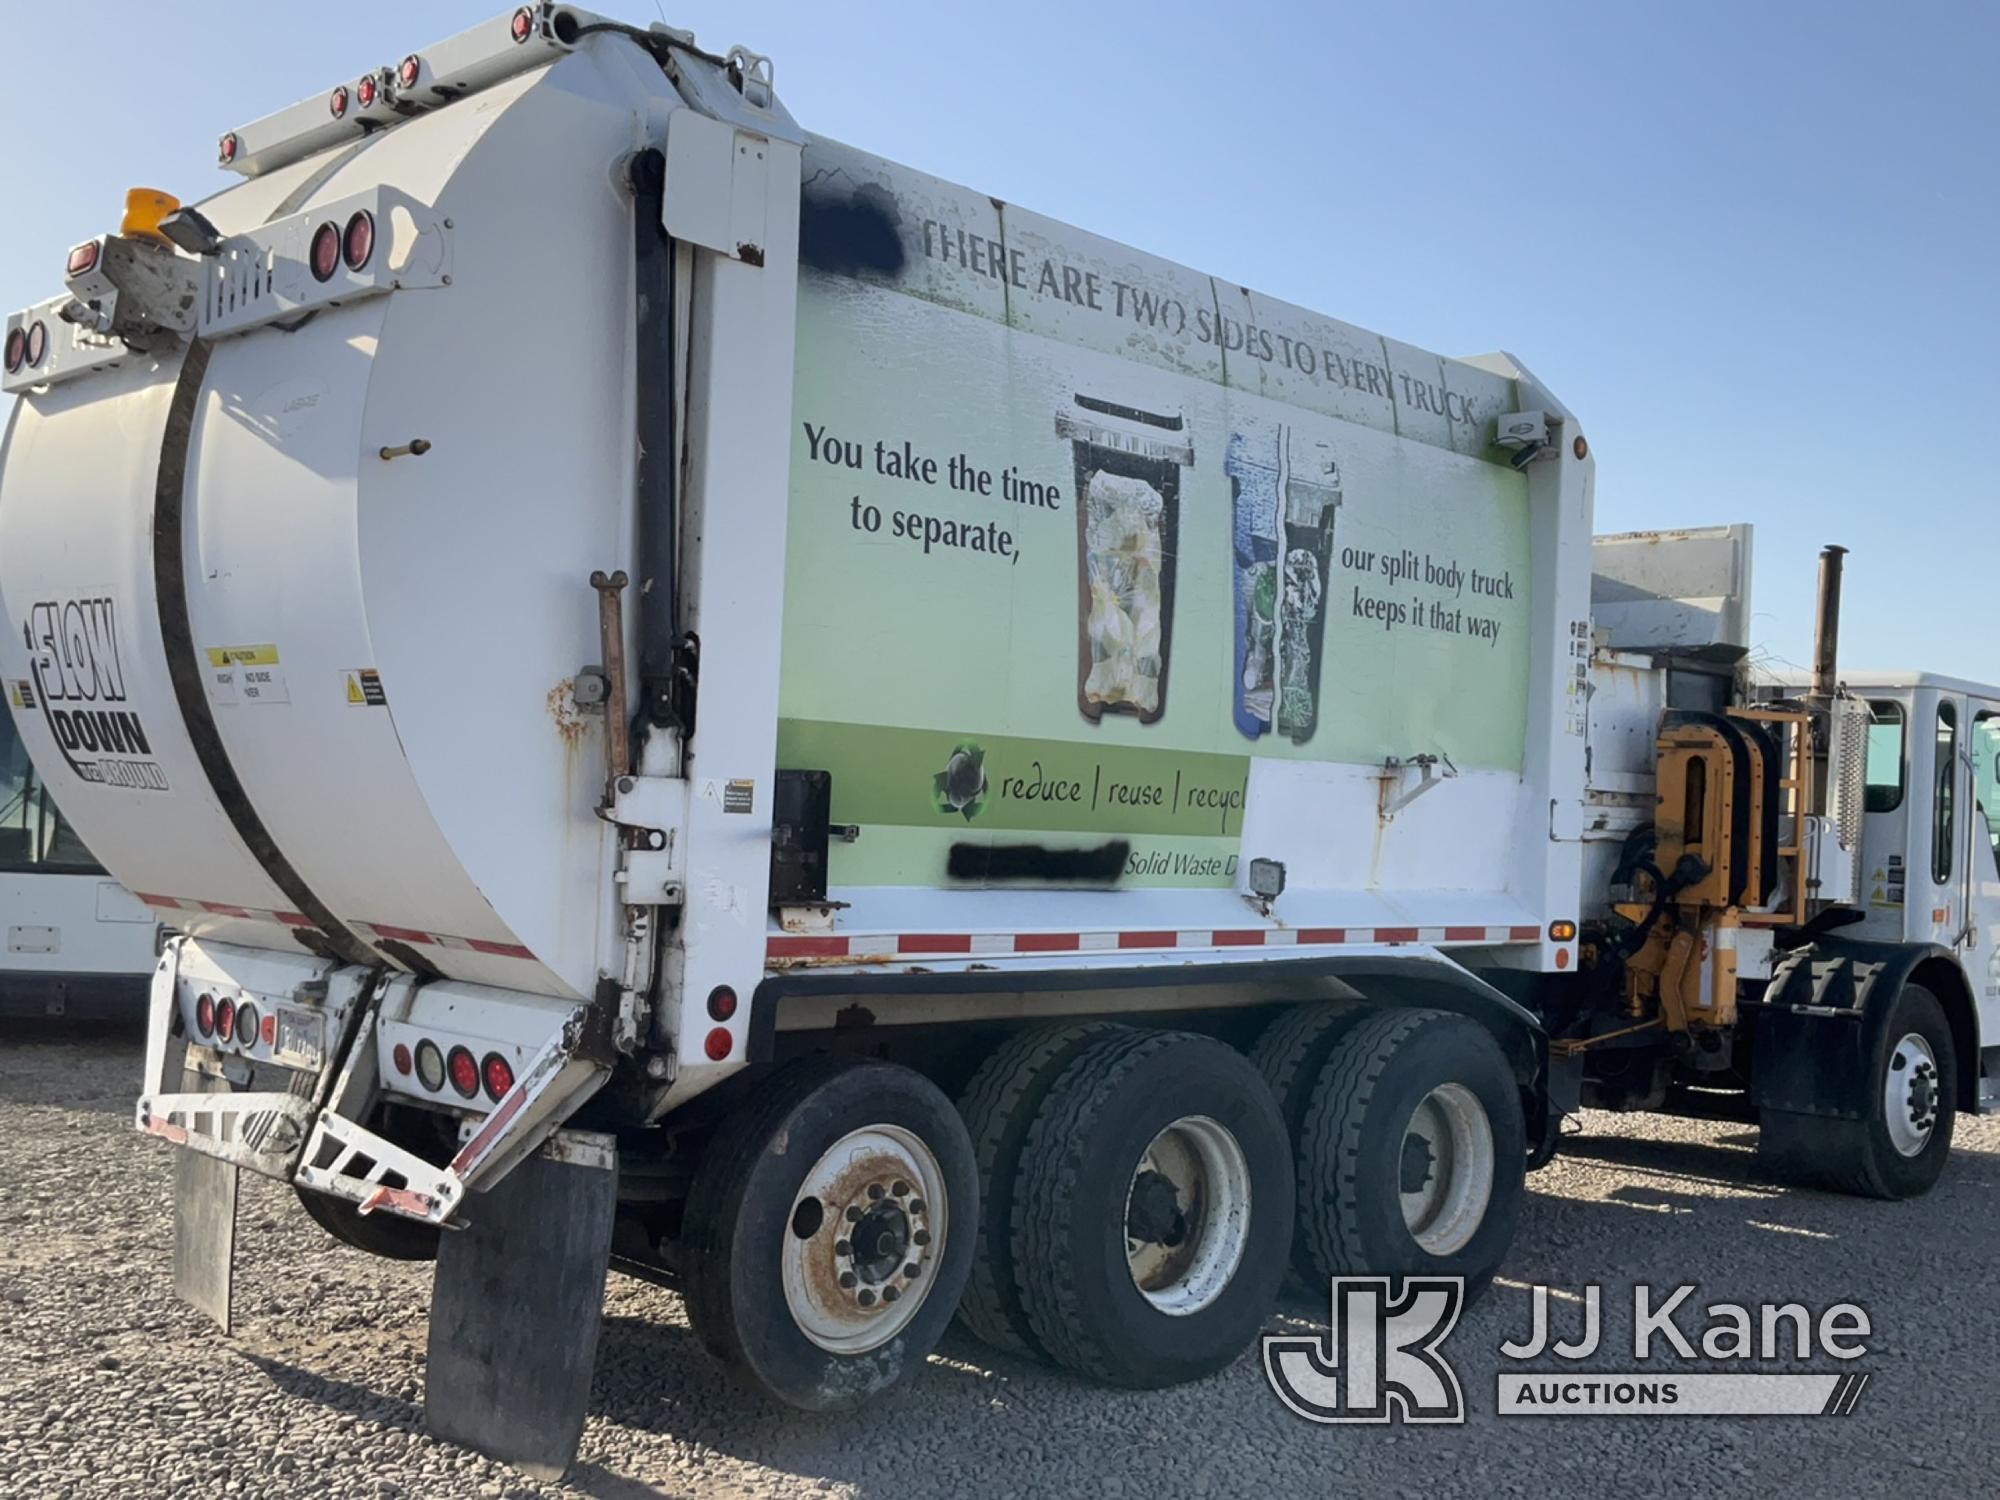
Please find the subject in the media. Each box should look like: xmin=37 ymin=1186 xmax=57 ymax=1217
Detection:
xmin=3 ymin=1026 xmax=1996 ymax=1500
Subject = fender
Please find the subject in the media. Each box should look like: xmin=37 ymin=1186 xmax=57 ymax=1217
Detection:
xmin=748 ymin=950 xmax=1549 ymax=1089
xmin=1750 ymin=937 xmax=1980 ymax=1117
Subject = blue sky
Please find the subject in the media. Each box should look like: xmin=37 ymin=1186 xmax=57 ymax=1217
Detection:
xmin=4 ymin=2 xmax=1994 ymax=680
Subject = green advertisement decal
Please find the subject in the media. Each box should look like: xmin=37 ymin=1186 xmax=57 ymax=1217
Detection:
xmin=781 ymin=146 xmax=1534 ymax=890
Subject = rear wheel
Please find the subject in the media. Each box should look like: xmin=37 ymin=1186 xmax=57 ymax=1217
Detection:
xmin=956 ymin=1020 xmax=1121 ymax=1356
xmin=682 ymin=1056 xmax=977 ymax=1410
xmin=1247 ymin=1001 xmax=1369 ymax=1280
xmin=1295 ymin=1008 xmax=1524 ymax=1300
xmin=1760 ymin=981 xmax=1956 ymax=1199
xmin=1011 ymin=1030 xmax=1292 ymax=1388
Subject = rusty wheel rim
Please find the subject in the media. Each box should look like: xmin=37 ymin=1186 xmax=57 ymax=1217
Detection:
xmin=780 ymin=1124 xmax=946 ymax=1354
xmin=1122 ymin=1115 xmax=1251 ymax=1316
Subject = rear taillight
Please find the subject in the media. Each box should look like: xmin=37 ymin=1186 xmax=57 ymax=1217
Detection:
xmin=234 ymin=1003 xmax=260 ymax=1047
xmin=446 ymin=1046 xmax=479 ymax=1099
xmin=260 ymin=1012 xmax=278 ymax=1047
xmin=214 ymin=997 xmax=237 ymax=1044
xmin=703 ymin=1027 xmax=733 ymax=1062
xmin=24 ymin=322 xmax=47 ymax=369
xmin=356 ymin=74 xmax=379 ymax=108
xmin=392 ymin=1043 xmax=413 ymax=1076
xmin=328 ymin=85 xmax=350 ymax=119
xmin=67 ymin=242 xmax=100 ymax=277
xmin=510 ymin=7 xmax=535 ymax=43
xmin=218 ymin=133 xmax=239 ymax=165
xmin=3 ymin=328 xmax=23 ymax=374
xmin=707 ymin=985 xmax=739 ymax=1022
xmin=398 ymin=55 xmax=422 ymax=88
xmin=309 ymin=221 xmax=340 ymax=282
xmin=481 ymin=1053 xmax=515 ymax=1101
xmin=194 ymin=993 xmax=216 ymax=1038
xmin=414 ymin=1039 xmax=446 ymax=1092
xmin=342 ymin=210 xmax=374 ymax=271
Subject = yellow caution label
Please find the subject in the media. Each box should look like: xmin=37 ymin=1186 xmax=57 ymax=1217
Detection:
xmin=206 ymin=643 xmax=281 ymax=668
xmin=343 ymin=669 xmax=387 ymax=707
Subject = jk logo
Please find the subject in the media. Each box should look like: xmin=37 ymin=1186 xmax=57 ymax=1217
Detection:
xmin=1263 ymin=1277 xmax=1466 ymax=1424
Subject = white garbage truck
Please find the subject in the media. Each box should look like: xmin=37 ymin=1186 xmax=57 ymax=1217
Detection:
xmin=3 ymin=5 xmax=1992 ymax=1477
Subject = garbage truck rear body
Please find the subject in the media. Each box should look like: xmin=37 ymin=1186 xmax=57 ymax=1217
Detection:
xmin=11 ymin=5 xmax=1967 ymax=1481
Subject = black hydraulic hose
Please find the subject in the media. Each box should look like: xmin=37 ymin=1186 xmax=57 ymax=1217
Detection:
xmin=627 ymin=149 xmax=681 ymax=732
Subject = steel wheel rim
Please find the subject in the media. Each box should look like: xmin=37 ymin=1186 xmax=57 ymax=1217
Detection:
xmin=1884 ymin=1032 xmax=1941 ymax=1158
xmin=780 ymin=1124 xmax=945 ymax=1354
xmin=1399 ymin=1083 xmax=1495 ymax=1256
xmin=1123 ymin=1114 xmax=1252 ymax=1316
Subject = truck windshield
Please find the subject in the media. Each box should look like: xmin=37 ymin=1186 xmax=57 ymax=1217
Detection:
xmin=0 ymin=707 xmax=107 ymax=875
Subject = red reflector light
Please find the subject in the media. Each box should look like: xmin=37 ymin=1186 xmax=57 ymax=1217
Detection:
xmin=261 ymin=1012 xmax=278 ymax=1047
xmin=67 ymin=242 xmax=100 ymax=277
xmin=343 ymin=210 xmax=374 ymax=272
xmin=703 ymin=1027 xmax=733 ymax=1062
xmin=215 ymin=997 xmax=237 ymax=1044
xmin=398 ymin=55 xmax=422 ymax=88
xmin=707 ymin=985 xmax=738 ymax=1022
xmin=235 ymin=1003 xmax=260 ymax=1047
xmin=328 ymin=85 xmax=350 ymax=119
xmin=195 ymin=993 xmax=216 ymax=1037
xmin=446 ymin=1045 xmax=480 ymax=1099
xmin=24 ymin=321 xmax=47 ymax=369
xmin=357 ymin=75 xmax=378 ymax=108
xmin=391 ymin=1043 xmax=412 ymax=1076
xmin=309 ymin=221 xmax=340 ymax=283
xmin=3 ymin=328 xmax=22 ymax=375
xmin=219 ymin=133 xmax=239 ymax=165
xmin=481 ymin=1052 xmax=515 ymax=1101
xmin=511 ymin=7 xmax=535 ymax=43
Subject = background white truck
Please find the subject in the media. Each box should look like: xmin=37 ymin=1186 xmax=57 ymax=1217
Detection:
xmin=0 ymin=704 xmax=162 ymax=1018
xmin=1 ymin=6 xmax=1989 ymax=1480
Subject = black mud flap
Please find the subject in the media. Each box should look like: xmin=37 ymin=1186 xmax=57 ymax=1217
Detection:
xmin=172 ymin=1066 xmax=240 ymax=1332
xmin=425 ymin=1131 xmax=618 ymax=1482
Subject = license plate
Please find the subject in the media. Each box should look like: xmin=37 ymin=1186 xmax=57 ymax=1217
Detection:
xmin=273 ymin=1008 xmax=325 ymax=1071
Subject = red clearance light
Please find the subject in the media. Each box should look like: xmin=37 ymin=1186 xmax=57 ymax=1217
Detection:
xmin=706 ymin=985 xmax=738 ymax=1022
xmin=3 ymin=328 xmax=23 ymax=375
xmin=219 ymin=133 xmax=239 ymax=165
xmin=356 ymin=74 xmax=379 ymax=108
xmin=446 ymin=1045 xmax=480 ymax=1099
xmin=703 ymin=1027 xmax=733 ymax=1062
xmin=235 ymin=1003 xmax=260 ymax=1047
xmin=510 ymin=7 xmax=535 ymax=43
xmin=328 ymin=85 xmax=350 ymax=119
xmin=194 ymin=993 xmax=216 ymax=1038
xmin=67 ymin=242 xmax=101 ymax=277
xmin=309 ymin=221 xmax=341 ymax=283
xmin=398 ymin=55 xmax=422 ymax=88
xmin=391 ymin=1043 xmax=412 ymax=1076
xmin=24 ymin=322 xmax=47 ymax=369
xmin=343 ymin=210 xmax=374 ymax=272
xmin=215 ymin=997 xmax=237 ymax=1044
xmin=481 ymin=1052 xmax=515 ymax=1101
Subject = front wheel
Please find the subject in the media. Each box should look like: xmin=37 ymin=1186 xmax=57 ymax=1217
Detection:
xmin=1760 ymin=981 xmax=1957 ymax=1199
xmin=681 ymin=1056 xmax=977 ymax=1410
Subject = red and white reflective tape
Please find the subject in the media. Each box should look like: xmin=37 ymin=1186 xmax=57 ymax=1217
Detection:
xmin=138 ymin=892 xmax=314 ymax=928
xmin=348 ymin=922 xmax=536 ymax=962
xmin=137 ymin=894 xmax=534 ymax=962
xmin=767 ymin=924 xmax=1543 ymax=964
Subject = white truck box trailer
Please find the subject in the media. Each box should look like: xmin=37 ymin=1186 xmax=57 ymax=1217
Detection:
xmin=3 ymin=7 xmax=1990 ymax=1479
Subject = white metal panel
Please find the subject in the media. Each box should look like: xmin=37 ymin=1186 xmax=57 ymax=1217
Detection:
xmin=0 ymin=874 xmax=159 ymax=975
